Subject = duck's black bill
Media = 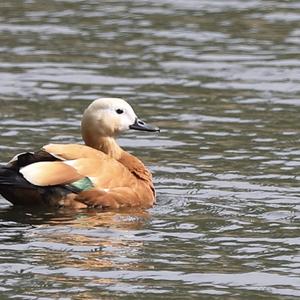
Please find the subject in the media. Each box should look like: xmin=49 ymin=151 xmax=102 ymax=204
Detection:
xmin=129 ymin=118 xmax=160 ymax=132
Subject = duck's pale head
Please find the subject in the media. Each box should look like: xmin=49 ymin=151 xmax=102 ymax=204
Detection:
xmin=81 ymin=98 xmax=159 ymax=139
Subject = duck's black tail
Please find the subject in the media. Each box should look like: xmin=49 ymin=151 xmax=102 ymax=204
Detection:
xmin=0 ymin=166 xmax=33 ymax=189
xmin=0 ymin=165 xmax=43 ymax=205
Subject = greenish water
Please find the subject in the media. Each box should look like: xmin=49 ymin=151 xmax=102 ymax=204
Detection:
xmin=0 ymin=0 xmax=300 ymax=299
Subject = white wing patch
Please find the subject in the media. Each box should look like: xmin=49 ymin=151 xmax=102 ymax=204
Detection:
xmin=20 ymin=161 xmax=83 ymax=186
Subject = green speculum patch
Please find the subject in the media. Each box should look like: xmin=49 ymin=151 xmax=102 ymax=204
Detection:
xmin=71 ymin=177 xmax=94 ymax=191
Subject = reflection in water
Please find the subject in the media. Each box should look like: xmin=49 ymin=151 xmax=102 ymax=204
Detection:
xmin=0 ymin=0 xmax=300 ymax=299
xmin=0 ymin=206 xmax=151 ymax=299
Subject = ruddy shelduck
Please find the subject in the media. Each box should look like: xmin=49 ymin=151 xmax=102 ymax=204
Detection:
xmin=0 ymin=98 xmax=159 ymax=209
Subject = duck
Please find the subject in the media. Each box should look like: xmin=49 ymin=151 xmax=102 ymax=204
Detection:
xmin=0 ymin=98 xmax=159 ymax=210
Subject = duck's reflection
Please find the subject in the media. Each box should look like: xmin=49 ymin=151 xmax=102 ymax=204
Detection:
xmin=0 ymin=204 xmax=151 ymax=296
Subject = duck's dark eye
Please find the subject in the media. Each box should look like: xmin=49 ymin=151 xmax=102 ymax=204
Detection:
xmin=116 ymin=109 xmax=124 ymax=114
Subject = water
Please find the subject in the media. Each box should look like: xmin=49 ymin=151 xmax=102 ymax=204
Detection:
xmin=0 ymin=0 xmax=300 ymax=298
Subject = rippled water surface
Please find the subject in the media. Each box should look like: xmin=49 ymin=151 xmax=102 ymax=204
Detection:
xmin=0 ymin=0 xmax=300 ymax=299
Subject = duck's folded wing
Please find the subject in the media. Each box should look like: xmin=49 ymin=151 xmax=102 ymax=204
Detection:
xmin=20 ymin=161 xmax=84 ymax=186
xmin=19 ymin=156 xmax=136 ymax=190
